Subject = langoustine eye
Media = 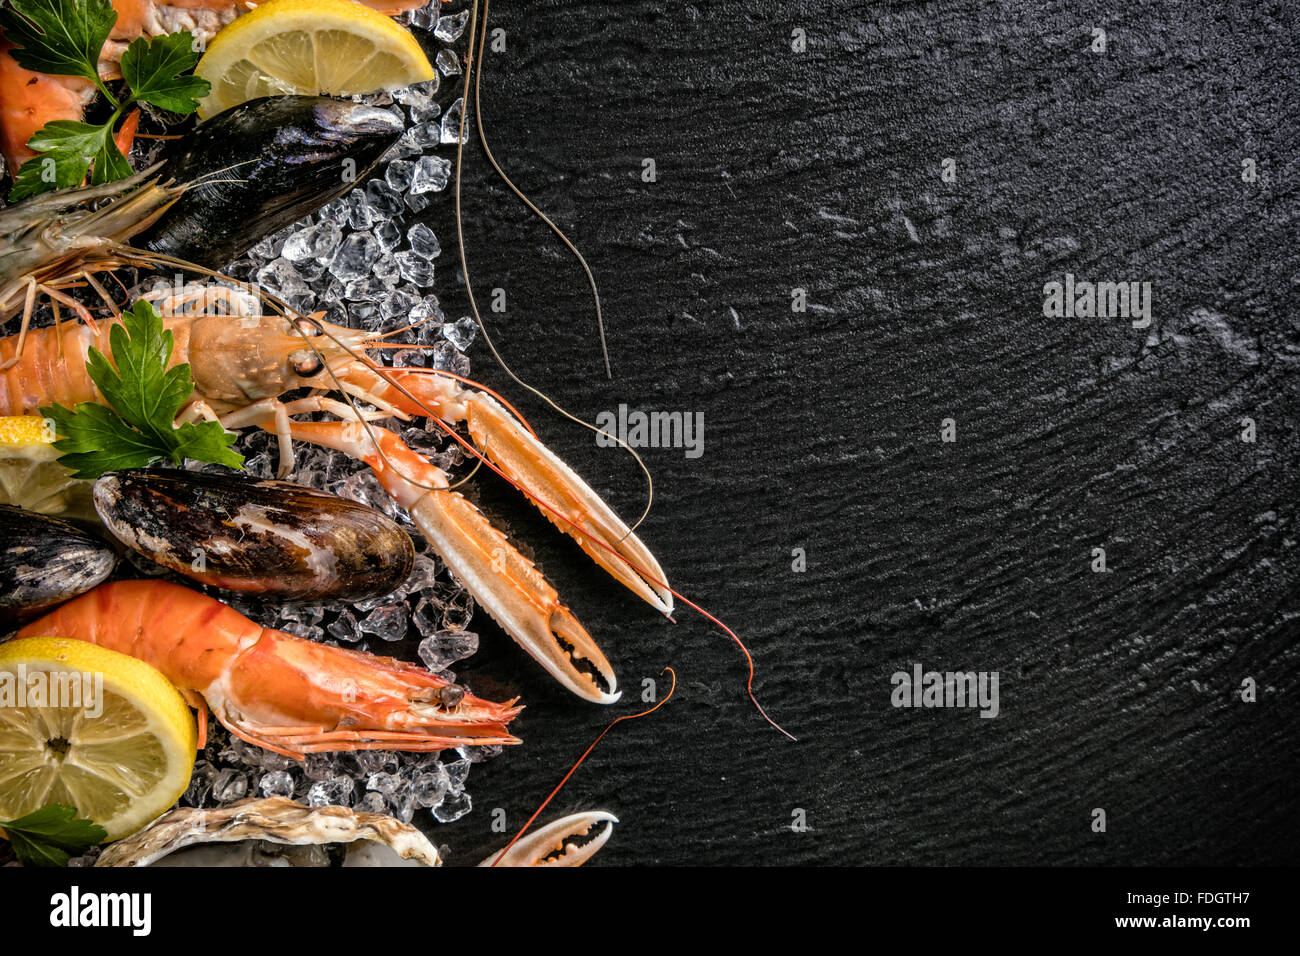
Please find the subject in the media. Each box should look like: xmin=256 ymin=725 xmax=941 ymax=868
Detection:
xmin=290 ymin=350 xmax=324 ymax=376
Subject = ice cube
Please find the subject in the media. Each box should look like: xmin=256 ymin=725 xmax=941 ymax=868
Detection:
xmin=307 ymin=777 xmax=356 ymax=808
xmin=444 ymin=757 xmax=471 ymax=792
xmin=345 ymin=276 xmax=389 ymax=303
xmin=395 ymin=251 xmax=435 ymax=286
xmin=442 ymin=316 xmax=478 ymax=349
xmin=435 ymin=9 xmax=470 ymax=41
xmin=406 ymin=3 xmax=437 ymax=30
xmin=346 ymin=190 xmax=375 ymax=231
xmin=367 ymin=771 xmax=402 ymax=796
xmin=407 ymin=121 xmax=441 ymax=149
xmin=212 ymin=768 xmax=248 ymax=803
xmin=408 ymin=222 xmax=441 ymax=259
xmin=432 ymin=789 xmax=472 ymax=823
xmin=417 ymin=629 xmax=479 ymax=672
xmin=457 ymin=743 xmax=503 ymax=764
xmin=412 ymin=768 xmax=450 ymax=808
xmin=283 ymin=219 xmax=342 ymax=262
xmin=439 ymin=101 xmax=466 ymax=145
xmin=435 ymin=47 xmax=462 ymax=76
xmin=259 ymin=770 xmax=295 ymax=798
xmin=442 ymin=588 xmax=475 ymax=630
xmin=375 ymin=218 xmax=403 ymax=251
xmin=393 ymin=791 xmax=418 ymax=824
xmin=380 ymin=286 xmax=421 ymax=322
xmin=330 ymin=232 xmax=381 ymax=282
xmin=256 ymin=258 xmax=310 ymax=305
xmin=411 ymin=155 xmax=452 ymax=194
xmin=364 ymin=178 xmax=404 ymax=219
xmin=358 ymin=751 xmax=397 ymax=775
xmin=432 ymin=340 xmax=470 ymax=376
xmin=385 ymin=159 xmax=414 ymax=192
xmin=373 ymin=254 xmax=401 ymax=286
xmin=359 ymin=603 xmax=409 ymax=642
xmin=327 ymin=608 xmax=362 ymax=643
xmin=182 ymin=761 xmax=216 ymax=806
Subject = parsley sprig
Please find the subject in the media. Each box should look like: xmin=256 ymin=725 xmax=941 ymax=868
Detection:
xmin=41 ymin=299 xmax=244 ymax=478
xmin=0 ymin=0 xmax=211 ymax=200
xmin=1 ymin=804 xmax=106 ymax=867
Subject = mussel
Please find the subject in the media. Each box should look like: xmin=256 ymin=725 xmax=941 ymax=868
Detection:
xmin=0 ymin=506 xmax=116 ymax=629
xmin=134 ymin=96 xmax=401 ymax=268
xmin=95 ymin=798 xmax=439 ymax=867
xmin=93 ymin=470 xmax=415 ymax=602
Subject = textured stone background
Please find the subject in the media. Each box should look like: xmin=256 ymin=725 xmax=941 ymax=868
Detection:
xmin=425 ymin=0 xmax=1299 ymax=864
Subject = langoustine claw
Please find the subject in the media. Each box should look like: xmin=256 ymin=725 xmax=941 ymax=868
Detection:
xmin=479 ymin=811 xmax=618 ymax=867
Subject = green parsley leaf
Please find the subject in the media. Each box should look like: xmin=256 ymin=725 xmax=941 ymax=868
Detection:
xmin=1 ymin=804 xmax=106 ymax=868
xmin=40 ymin=300 xmax=244 ymax=479
xmin=0 ymin=0 xmax=117 ymax=84
xmin=6 ymin=119 xmax=131 ymax=200
xmin=119 ymin=32 xmax=210 ymax=114
xmin=2 ymin=1 xmax=208 ymax=200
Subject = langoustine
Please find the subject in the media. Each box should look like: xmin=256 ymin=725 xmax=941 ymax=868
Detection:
xmin=0 ymin=286 xmax=673 ymax=704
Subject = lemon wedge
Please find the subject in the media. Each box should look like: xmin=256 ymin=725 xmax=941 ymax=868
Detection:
xmin=0 ymin=416 xmax=94 ymax=520
xmin=0 ymin=638 xmax=197 ymax=842
xmin=195 ymin=0 xmax=436 ymax=119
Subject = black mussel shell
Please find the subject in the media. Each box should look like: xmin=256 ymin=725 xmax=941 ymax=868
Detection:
xmin=0 ymin=505 xmax=117 ymax=629
xmin=135 ymin=96 xmax=402 ymax=268
xmin=93 ymin=470 xmax=414 ymax=602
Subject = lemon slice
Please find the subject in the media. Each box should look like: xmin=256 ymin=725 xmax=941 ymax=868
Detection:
xmin=0 ymin=638 xmax=197 ymax=842
xmin=0 ymin=416 xmax=94 ymax=520
xmin=195 ymin=0 xmax=436 ymax=119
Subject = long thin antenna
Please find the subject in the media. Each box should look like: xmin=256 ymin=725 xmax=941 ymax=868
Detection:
xmin=474 ymin=0 xmax=612 ymax=379
xmin=454 ymin=0 xmax=656 ymax=537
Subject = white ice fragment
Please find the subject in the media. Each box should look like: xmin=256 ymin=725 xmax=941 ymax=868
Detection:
xmin=364 ymin=178 xmax=404 ymax=218
xmin=435 ymin=47 xmax=461 ymax=76
xmin=411 ymin=154 xmax=453 ymax=193
xmin=307 ymin=777 xmax=356 ymax=808
xmin=442 ymin=316 xmax=477 ymax=350
xmin=408 ymin=222 xmax=441 ymax=259
xmin=439 ymin=99 xmax=466 ymax=144
xmin=360 ymin=603 xmax=409 ymax=642
xmin=256 ymin=258 xmax=310 ymax=306
xmin=260 ymin=770 xmax=295 ymax=798
xmin=385 ymin=159 xmax=414 ymax=192
xmin=417 ymin=630 xmax=478 ymax=672
xmin=435 ymin=9 xmax=469 ymax=42
xmin=330 ymin=232 xmax=381 ymax=282
xmin=282 ymin=219 xmax=342 ymax=262
xmin=327 ymin=609 xmax=362 ymax=644
xmin=375 ymin=218 xmax=402 ymax=251
xmin=395 ymin=250 xmax=435 ymax=286
xmin=431 ymin=789 xmax=471 ymax=823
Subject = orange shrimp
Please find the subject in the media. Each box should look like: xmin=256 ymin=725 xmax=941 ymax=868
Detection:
xmin=0 ymin=0 xmax=434 ymax=175
xmin=16 ymin=579 xmax=522 ymax=758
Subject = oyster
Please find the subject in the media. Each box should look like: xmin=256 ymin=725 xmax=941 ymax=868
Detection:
xmin=93 ymin=469 xmax=415 ymax=601
xmin=95 ymin=797 xmax=439 ymax=867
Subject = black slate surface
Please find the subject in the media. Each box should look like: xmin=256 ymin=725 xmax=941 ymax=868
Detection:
xmin=422 ymin=0 xmax=1299 ymax=865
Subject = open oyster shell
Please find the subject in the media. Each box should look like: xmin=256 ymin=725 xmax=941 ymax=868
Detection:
xmin=95 ymin=797 xmax=440 ymax=867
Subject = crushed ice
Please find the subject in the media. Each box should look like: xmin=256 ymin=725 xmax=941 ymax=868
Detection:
xmin=155 ymin=1 xmax=491 ymax=830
